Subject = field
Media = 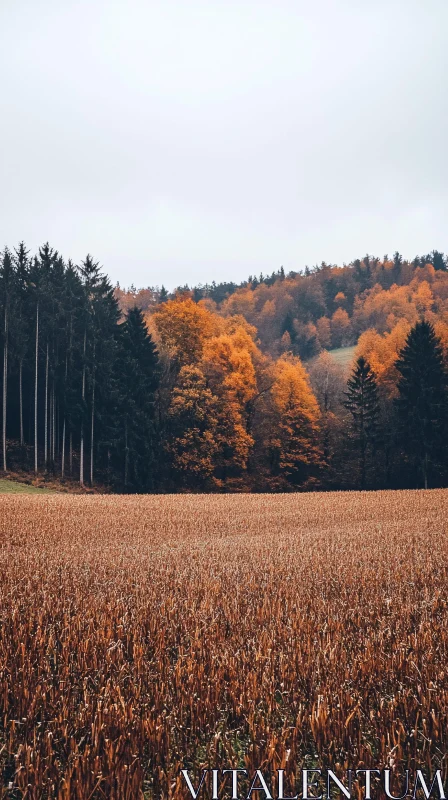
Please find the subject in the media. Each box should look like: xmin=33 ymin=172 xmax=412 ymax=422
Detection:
xmin=0 ymin=479 xmax=51 ymax=494
xmin=327 ymin=345 xmax=357 ymax=368
xmin=0 ymin=491 xmax=447 ymax=798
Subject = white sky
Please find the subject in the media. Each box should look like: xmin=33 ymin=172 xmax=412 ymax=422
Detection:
xmin=1 ymin=0 xmax=447 ymax=288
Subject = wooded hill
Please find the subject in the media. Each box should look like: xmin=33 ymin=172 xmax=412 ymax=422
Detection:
xmin=1 ymin=245 xmax=448 ymax=492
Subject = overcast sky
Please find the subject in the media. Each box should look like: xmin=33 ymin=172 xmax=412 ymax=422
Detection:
xmin=1 ymin=0 xmax=447 ymax=289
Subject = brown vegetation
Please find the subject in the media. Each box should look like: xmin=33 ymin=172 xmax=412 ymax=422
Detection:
xmin=0 ymin=491 xmax=447 ymax=797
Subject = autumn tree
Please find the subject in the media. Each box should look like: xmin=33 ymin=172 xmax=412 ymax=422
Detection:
xmin=331 ymin=308 xmax=351 ymax=348
xmin=166 ymin=365 xmax=219 ymax=489
xmin=201 ymin=326 xmax=258 ymax=481
xmin=152 ymin=298 xmax=219 ymax=367
xmin=395 ymin=321 xmax=447 ymax=488
xmin=344 ymin=356 xmax=380 ymax=489
xmin=270 ymin=356 xmax=322 ymax=487
xmin=309 ymin=350 xmax=346 ymax=482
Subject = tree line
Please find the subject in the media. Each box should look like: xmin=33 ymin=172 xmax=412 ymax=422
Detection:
xmin=0 ymin=244 xmax=159 ymax=489
xmin=117 ymin=250 xmax=448 ymax=361
xmin=1 ymin=243 xmax=447 ymax=491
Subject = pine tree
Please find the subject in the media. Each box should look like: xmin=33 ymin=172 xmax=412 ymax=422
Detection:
xmin=395 ymin=320 xmax=447 ymax=489
xmin=0 ymin=249 xmax=16 ymax=472
xmin=78 ymin=256 xmax=121 ymax=486
xmin=159 ymin=285 xmax=168 ymax=303
xmin=116 ymin=307 xmax=159 ymax=490
xmin=13 ymin=243 xmax=30 ymax=450
xmin=344 ymin=356 xmax=380 ymax=489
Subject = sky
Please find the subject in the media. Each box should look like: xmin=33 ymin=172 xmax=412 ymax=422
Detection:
xmin=1 ymin=0 xmax=448 ymax=289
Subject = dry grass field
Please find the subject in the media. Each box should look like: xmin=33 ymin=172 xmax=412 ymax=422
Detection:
xmin=0 ymin=491 xmax=447 ymax=798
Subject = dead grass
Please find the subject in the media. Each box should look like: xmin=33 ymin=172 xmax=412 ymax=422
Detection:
xmin=0 ymin=490 xmax=446 ymax=797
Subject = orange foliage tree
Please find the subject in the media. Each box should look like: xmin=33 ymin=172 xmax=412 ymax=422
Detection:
xmin=166 ymin=365 xmax=219 ymax=488
xmin=269 ymin=355 xmax=323 ymax=487
xmin=152 ymin=298 xmax=220 ymax=366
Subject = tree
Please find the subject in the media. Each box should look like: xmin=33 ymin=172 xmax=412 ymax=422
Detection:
xmin=331 ymin=308 xmax=351 ymax=348
xmin=344 ymin=356 xmax=379 ymax=488
xmin=116 ymin=307 xmax=159 ymax=490
xmin=0 ymin=249 xmax=16 ymax=471
xmin=394 ymin=321 xmax=447 ymax=489
xmin=159 ymin=285 xmax=169 ymax=303
xmin=270 ymin=356 xmax=322 ymax=487
xmin=166 ymin=365 xmax=219 ymax=489
xmin=308 ymin=351 xmax=345 ymax=481
xmin=153 ymin=297 xmax=218 ymax=367
xmin=13 ymin=243 xmax=30 ymax=449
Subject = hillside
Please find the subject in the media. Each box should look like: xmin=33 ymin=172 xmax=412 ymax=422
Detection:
xmin=1 ymin=244 xmax=448 ymax=494
xmin=117 ymin=251 xmax=448 ymax=363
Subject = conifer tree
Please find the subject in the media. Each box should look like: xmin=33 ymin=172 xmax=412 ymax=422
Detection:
xmin=117 ymin=306 xmax=159 ymax=490
xmin=395 ymin=320 xmax=447 ymax=488
xmin=0 ymin=249 xmax=16 ymax=471
xmin=13 ymin=243 xmax=30 ymax=449
xmin=344 ymin=356 xmax=379 ymax=488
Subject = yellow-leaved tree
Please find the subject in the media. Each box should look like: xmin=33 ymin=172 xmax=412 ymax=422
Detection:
xmin=270 ymin=355 xmax=323 ymax=487
xmin=166 ymin=365 xmax=219 ymax=489
xmin=152 ymin=298 xmax=220 ymax=366
xmin=200 ymin=324 xmax=260 ymax=481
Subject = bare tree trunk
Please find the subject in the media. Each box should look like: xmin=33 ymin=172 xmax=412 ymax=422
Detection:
xmin=61 ymin=417 xmax=66 ymax=479
xmin=69 ymin=430 xmax=73 ymax=477
xmin=80 ymin=424 xmax=84 ymax=486
xmin=44 ymin=342 xmax=49 ymax=471
xmin=124 ymin=416 xmax=129 ymax=488
xmin=90 ymin=341 xmax=96 ymax=486
xmin=51 ymin=382 xmax=55 ymax=468
xmin=34 ymin=302 xmax=39 ymax=474
xmin=90 ymin=378 xmax=95 ymax=486
xmin=19 ymin=358 xmax=24 ymax=447
xmin=80 ymin=329 xmax=86 ymax=486
xmin=423 ymin=452 xmax=428 ymax=490
xmin=2 ymin=306 xmax=7 ymax=472
xmin=49 ymin=385 xmax=53 ymax=473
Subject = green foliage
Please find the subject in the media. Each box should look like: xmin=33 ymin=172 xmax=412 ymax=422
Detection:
xmin=395 ymin=321 xmax=448 ymax=488
xmin=344 ymin=356 xmax=380 ymax=488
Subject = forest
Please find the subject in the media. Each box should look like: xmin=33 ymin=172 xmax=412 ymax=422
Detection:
xmin=1 ymin=244 xmax=448 ymax=492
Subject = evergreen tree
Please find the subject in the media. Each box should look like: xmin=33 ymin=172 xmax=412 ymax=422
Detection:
xmin=395 ymin=321 xmax=447 ymax=489
xmin=13 ymin=243 xmax=31 ymax=449
xmin=344 ymin=356 xmax=380 ymax=489
xmin=0 ymin=249 xmax=16 ymax=471
xmin=116 ymin=307 xmax=159 ymax=490
xmin=78 ymin=256 xmax=120 ymax=486
xmin=159 ymin=285 xmax=168 ymax=303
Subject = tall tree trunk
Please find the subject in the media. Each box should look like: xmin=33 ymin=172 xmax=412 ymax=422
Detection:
xmin=49 ymin=385 xmax=53 ymax=472
xmin=80 ymin=329 xmax=87 ymax=486
xmin=61 ymin=417 xmax=66 ymax=479
xmin=90 ymin=377 xmax=95 ymax=486
xmin=423 ymin=451 xmax=428 ymax=490
xmin=34 ymin=302 xmax=39 ymax=474
xmin=2 ymin=306 xmax=7 ymax=472
xmin=124 ymin=415 xmax=129 ymax=488
xmin=80 ymin=423 xmax=84 ymax=486
xmin=19 ymin=358 xmax=24 ymax=447
xmin=69 ymin=430 xmax=73 ymax=477
xmin=51 ymin=382 xmax=55 ymax=468
xmin=90 ymin=340 xmax=96 ymax=486
xmin=44 ymin=342 xmax=49 ymax=471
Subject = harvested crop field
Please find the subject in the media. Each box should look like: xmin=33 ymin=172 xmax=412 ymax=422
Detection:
xmin=0 ymin=490 xmax=447 ymax=798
